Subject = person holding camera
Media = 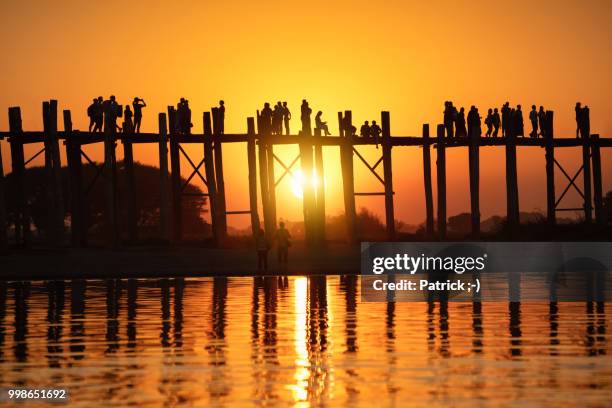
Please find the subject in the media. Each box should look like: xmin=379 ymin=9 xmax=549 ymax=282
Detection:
xmin=132 ymin=97 xmax=147 ymax=133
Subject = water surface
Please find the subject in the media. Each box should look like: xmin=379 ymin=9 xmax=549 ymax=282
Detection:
xmin=0 ymin=276 xmax=609 ymax=407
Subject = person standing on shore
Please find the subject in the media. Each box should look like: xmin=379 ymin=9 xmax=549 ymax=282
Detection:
xmin=275 ymin=221 xmax=291 ymax=265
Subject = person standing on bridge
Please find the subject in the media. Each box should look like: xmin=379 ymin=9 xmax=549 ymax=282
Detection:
xmin=218 ymin=100 xmax=225 ymax=134
xmin=575 ymin=102 xmax=582 ymax=138
xmin=443 ymin=101 xmax=456 ymax=138
xmin=123 ymin=105 xmax=134 ymax=134
xmin=515 ymin=105 xmax=524 ymax=137
xmin=260 ymin=102 xmax=273 ymax=135
xmin=467 ymin=106 xmax=481 ymax=139
xmin=282 ymin=102 xmax=291 ymax=135
xmin=492 ymin=108 xmax=500 ymax=137
xmin=300 ymin=99 xmax=312 ymax=135
xmin=538 ymin=106 xmax=546 ymax=138
xmin=103 ymin=95 xmax=122 ymax=132
xmin=529 ymin=105 xmax=538 ymax=138
xmin=484 ymin=108 xmax=493 ymax=137
xmin=501 ymin=102 xmax=510 ymax=137
xmin=315 ymin=111 xmax=331 ymax=136
xmin=132 ymin=97 xmax=146 ymax=133
xmin=455 ymin=107 xmax=467 ymax=137
xmin=93 ymin=96 xmax=104 ymax=132
xmin=87 ymin=98 xmax=98 ymax=132
xmin=273 ymin=102 xmax=283 ymax=135
xmin=580 ymin=105 xmax=590 ymax=139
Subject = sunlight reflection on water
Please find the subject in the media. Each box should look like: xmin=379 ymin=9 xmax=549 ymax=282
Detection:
xmin=0 ymin=276 xmax=609 ymax=407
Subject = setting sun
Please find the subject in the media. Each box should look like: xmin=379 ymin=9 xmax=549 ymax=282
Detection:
xmin=290 ymin=169 xmax=322 ymax=199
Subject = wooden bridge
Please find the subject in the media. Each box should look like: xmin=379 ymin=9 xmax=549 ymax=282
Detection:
xmin=0 ymin=100 xmax=609 ymax=252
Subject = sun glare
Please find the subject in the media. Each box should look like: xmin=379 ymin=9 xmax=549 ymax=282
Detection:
xmin=290 ymin=169 xmax=321 ymax=199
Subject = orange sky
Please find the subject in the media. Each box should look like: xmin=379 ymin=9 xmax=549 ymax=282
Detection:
xmin=1 ymin=0 xmax=611 ymax=228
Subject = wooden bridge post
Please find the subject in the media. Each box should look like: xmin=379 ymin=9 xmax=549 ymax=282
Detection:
xmin=211 ymin=108 xmax=228 ymax=241
xmin=8 ymin=107 xmax=29 ymax=245
xmin=300 ymin=124 xmax=316 ymax=246
xmin=505 ymin=120 xmax=520 ymax=237
xmin=43 ymin=101 xmax=64 ymax=245
xmin=544 ymin=111 xmax=556 ymax=226
xmin=0 ymin=134 xmax=6 ymax=253
xmin=582 ymin=130 xmax=593 ymax=223
xmin=436 ymin=124 xmax=447 ymax=240
xmin=64 ymin=110 xmax=86 ymax=247
xmin=168 ymin=106 xmax=182 ymax=243
xmin=257 ymin=113 xmax=273 ymax=240
xmin=381 ymin=111 xmax=395 ymax=240
xmin=123 ymin=126 xmax=137 ymax=243
xmin=591 ymin=134 xmax=604 ymax=226
xmin=422 ymin=124 xmax=434 ymax=238
xmin=158 ymin=113 xmax=171 ymax=242
xmin=339 ymin=111 xmax=356 ymax=243
xmin=203 ymin=112 xmax=220 ymax=244
xmin=469 ymin=124 xmax=481 ymax=238
xmin=266 ymin=143 xmax=277 ymax=234
xmin=247 ymin=117 xmax=260 ymax=236
xmin=314 ymin=126 xmax=326 ymax=244
xmin=103 ymin=102 xmax=120 ymax=247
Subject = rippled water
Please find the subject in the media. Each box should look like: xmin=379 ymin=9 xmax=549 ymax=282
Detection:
xmin=0 ymin=276 xmax=610 ymax=407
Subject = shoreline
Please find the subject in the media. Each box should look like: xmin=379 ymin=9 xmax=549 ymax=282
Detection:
xmin=0 ymin=243 xmax=361 ymax=281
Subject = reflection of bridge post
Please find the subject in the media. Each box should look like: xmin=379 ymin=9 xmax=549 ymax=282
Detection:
xmin=126 ymin=279 xmax=137 ymax=350
xmin=341 ymin=275 xmax=357 ymax=353
xmin=0 ymin=282 xmax=6 ymax=360
xmin=46 ymin=280 xmax=65 ymax=367
xmin=105 ymin=279 xmax=121 ymax=353
xmin=70 ymin=280 xmax=86 ymax=359
xmin=14 ymin=282 xmax=30 ymax=362
xmin=509 ymin=302 xmax=522 ymax=357
xmin=173 ymin=278 xmax=184 ymax=350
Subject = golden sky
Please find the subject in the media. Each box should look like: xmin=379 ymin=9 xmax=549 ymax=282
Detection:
xmin=1 ymin=0 xmax=611 ymax=228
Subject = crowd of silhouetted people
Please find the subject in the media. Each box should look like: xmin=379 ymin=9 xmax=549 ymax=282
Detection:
xmin=87 ymin=96 xmax=147 ymax=134
xmin=440 ymin=101 xmax=592 ymax=139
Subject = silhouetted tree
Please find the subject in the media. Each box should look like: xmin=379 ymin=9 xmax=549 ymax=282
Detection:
xmin=4 ymin=162 xmax=209 ymax=239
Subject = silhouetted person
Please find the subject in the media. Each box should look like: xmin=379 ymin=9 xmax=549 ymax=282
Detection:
xmin=529 ymin=105 xmax=538 ymax=138
xmin=300 ymin=99 xmax=312 ymax=135
xmin=260 ymin=102 xmax=273 ymax=134
xmin=132 ymin=97 xmax=146 ymax=133
xmin=509 ymin=108 xmax=516 ymax=136
xmin=443 ymin=101 xmax=456 ymax=138
xmin=282 ymin=102 xmax=291 ymax=135
xmin=580 ymin=105 xmax=590 ymax=139
xmin=123 ymin=105 xmax=134 ymax=134
xmin=103 ymin=95 xmax=122 ymax=132
xmin=501 ymin=102 xmax=510 ymax=137
xmin=275 ymin=221 xmax=291 ymax=265
xmin=315 ymin=111 xmax=331 ymax=136
xmin=255 ymin=228 xmax=269 ymax=272
xmin=515 ymin=105 xmax=524 ymax=137
xmin=456 ymin=107 xmax=467 ymax=137
xmin=485 ymin=108 xmax=493 ymax=137
xmin=93 ymin=96 xmax=104 ymax=132
xmin=575 ymin=102 xmax=582 ymax=138
xmin=87 ymin=98 xmax=97 ymax=132
xmin=218 ymin=100 xmax=225 ymax=134
xmin=342 ymin=115 xmax=356 ymax=137
xmin=177 ymin=98 xmax=192 ymax=134
xmin=360 ymin=121 xmax=370 ymax=138
xmin=272 ymin=102 xmax=283 ymax=135
xmin=467 ymin=106 xmax=481 ymax=138
xmin=492 ymin=108 xmax=500 ymax=137
xmin=538 ymin=106 xmax=546 ymax=138
xmin=370 ymin=120 xmax=381 ymax=148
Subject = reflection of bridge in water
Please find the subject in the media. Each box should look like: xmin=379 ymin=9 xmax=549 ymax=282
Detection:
xmin=1 ymin=101 xmax=610 ymax=250
xmin=0 ymin=276 xmax=608 ymax=405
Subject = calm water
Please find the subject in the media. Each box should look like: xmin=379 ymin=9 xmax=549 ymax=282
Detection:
xmin=0 ymin=276 xmax=610 ymax=407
